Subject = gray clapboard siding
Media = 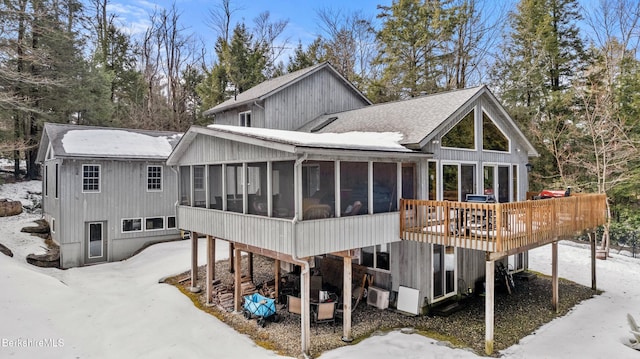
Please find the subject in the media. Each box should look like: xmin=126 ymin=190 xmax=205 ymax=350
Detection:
xmin=177 ymin=134 xmax=295 ymax=166
xmin=54 ymin=159 xmax=179 ymax=267
xmin=177 ymin=206 xmax=294 ymax=254
xmin=390 ymin=240 xmax=432 ymax=296
xmin=295 ymin=212 xmax=399 ymax=257
xmin=212 ymin=67 xmax=368 ymax=131
xmin=178 ymin=206 xmax=400 ymax=258
xmin=212 ymin=103 xmax=265 ymax=128
xmin=264 ymin=68 xmax=369 ymax=131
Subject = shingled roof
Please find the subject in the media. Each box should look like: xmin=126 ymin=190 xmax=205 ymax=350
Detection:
xmin=299 ymin=86 xmax=484 ymax=146
xmin=299 ymin=85 xmax=537 ymax=155
xmin=202 ymin=62 xmax=371 ymax=116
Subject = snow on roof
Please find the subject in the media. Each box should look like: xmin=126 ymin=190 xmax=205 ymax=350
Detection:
xmin=62 ymin=129 xmax=179 ymax=158
xmin=208 ymin=124 xmax=412 ymax=152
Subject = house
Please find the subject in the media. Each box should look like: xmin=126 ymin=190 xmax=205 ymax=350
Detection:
xmin=168 ymin=63 xmax=606 ymax=356
xmin=202 ymin=62 xmax=371 ymax=130
xmin=36 ymin=123 xmax=182 ymax=268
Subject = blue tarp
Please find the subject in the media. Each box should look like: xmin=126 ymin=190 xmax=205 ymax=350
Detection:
xmin=243 ymin=293 xmax=276 ymax=318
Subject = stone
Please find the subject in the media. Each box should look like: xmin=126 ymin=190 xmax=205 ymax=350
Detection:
xmin=0 ymin=199 xmax=22 ymax=217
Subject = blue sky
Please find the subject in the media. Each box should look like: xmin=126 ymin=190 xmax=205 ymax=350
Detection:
xmin=105 ymin=0 xmax=395 ymax=59
xmin=103 ymin=0 xmax=606 ymax=65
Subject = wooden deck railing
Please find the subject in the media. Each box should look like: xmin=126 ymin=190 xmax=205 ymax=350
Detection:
xmin=399 ymin=194 xmax=607 ymax=256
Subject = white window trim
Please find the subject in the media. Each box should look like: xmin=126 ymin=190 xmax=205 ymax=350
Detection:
xmin=431 ymin=245 xmax=458 ymax=303
xmin=87 ymin=222 xmax=103 ymax=259
xmin=121 ymin=218 xmax=143 ymax=233
xmin=144 ymin=216 xmax=165 ymax=231
xmin=82 ymin=164 xmax=101 ymax=193
xmin=440 ymin=108 xmax=478 ymax=152
xmin=167 ymin=216 xmax=177 ymax=229
xmin=481 ymin=109 xmax=512 ymax=153
xmin=239 ymin=111 xmax=251 ymax=127
xmin=147 ymin=165 xmax=163 ymax=192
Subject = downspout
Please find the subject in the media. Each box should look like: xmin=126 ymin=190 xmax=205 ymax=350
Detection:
xmin=253 ymin=101 xmax=264 ymax=110
xmin=290 ymin=153 xmax=311 ymax=358
xmin=170 ymin=166 xmax=182 ymax=237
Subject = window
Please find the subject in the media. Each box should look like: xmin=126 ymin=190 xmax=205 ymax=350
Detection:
xmin=272 ymin=161 xmax=294 ymax=219
xmin=167 ymin=216 xmax=176 ymax=229
xmin=441 ymin=109 xmax=475 ymax=149
xmin=482 ymin=112 xmax=509 ymax=152
xmin=340 ymin=162 xmax=366 ymax=216
xmin=208 ymin=165 xmax=223 ymax=209
xmin=193 ymin=166 xmax=205 ymax=190
xmin=239 ymin=111 xmax=251 ymax=127
xmin=147 ymin=166 xmax=162 ymax=191
xmin=122 ymin=218 xmax=142 ymax=232
xmin=373 ymin=162 xmax=397 ymax=213
xmin=302 ymin=161 xmax=335 ymax=219
xmin=361 ymin=244 xmax=390 ymax=271
xmin=44 ymin=166 xmax=48 ymax=197
xmin=82 ymin=164 xmax=100 ymax=192
xmin=145 ymin=217 xmax=164 ymax=231
xmin=179 ymin=166 xmax=191 ymax=205
xmin=51 ymin=218 xmax=55 ymax=233
xmin=55 ymin=164 xmax=59 ymax=198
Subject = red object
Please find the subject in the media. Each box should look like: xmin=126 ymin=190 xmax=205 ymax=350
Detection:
xmin=538 ymin=189 xmax=567 ymax=198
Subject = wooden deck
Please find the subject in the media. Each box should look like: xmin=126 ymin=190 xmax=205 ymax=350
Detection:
xmin=400 ymin=194 xmax=607 ymax=259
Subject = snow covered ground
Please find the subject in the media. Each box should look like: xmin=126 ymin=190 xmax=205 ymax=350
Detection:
xmin=0 ymin=180 xmax=639 ymax=358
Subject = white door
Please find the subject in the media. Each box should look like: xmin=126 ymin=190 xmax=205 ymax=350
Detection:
xmin=85 ymin=222 xmax=106 ymax=264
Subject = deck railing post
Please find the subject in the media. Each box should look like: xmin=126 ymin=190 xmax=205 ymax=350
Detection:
xmin=400 ymin=199 xmax=405 ymax=239
xmin=495 ymin=203 xmax=502 ymax=252
xmin=443 ymin=201 xmax=450 ymax=246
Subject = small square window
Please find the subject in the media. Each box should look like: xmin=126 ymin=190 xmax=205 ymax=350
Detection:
xmin=122 ymin=218 xmax=142 ymax=232
xmin=167 ymin=216 xmax=176 ymax=229
xmin=145 ymin=217 xmax=164 ymax=231
xmin=239 ymin=111 xmax=251 ymax=127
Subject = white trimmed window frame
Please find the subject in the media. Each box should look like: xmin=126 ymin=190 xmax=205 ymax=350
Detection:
xmin=144 ymin=216 xmax=165 ymax=231
xmin=239 ymin=111 xmax=251 ymax=127
xmin=147 ymin=165 xmax=163 ymax=192
xmin=167 ymin=216 xmax=177 ymax=229
xmin=121 ymin=218 xmax=143 ymax=233
xmin=82 ymin=164 xmax=101 ymax=193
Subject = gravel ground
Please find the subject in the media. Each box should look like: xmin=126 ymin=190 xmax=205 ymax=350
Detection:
xmin=166 ymin=254 xmax=597 ymax=358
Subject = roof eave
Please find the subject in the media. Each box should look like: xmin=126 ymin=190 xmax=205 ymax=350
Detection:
xmin=293 ymin=146 xmax=427 ymax=159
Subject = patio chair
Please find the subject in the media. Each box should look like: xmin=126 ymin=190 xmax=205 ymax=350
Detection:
xmin=287 ymin=295 xmax=301 ymax=316
xmin=312 ymin=301 xmax=337 ymax=333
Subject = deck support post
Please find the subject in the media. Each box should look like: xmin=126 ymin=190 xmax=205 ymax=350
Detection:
xmin=190 ymin=232 xmax=200 ymax=292
xmin=206 ymin=235 xmax=215 ymax=304
xmin=229 ymin=242 xmax=235 ymax=273
xmin=485 ymin=259 xmax=495 ymax=355
xmin=234 ymin=248 xmax=242 ymax=312
xmin=248 ymin=252 xmax=254 ymax=280
xmin=590 ymin=231 xmax=597 ymax=290
xmin=300 ymin=260 xmax=311 ymax=356
xmin=342 ymin=255 xmax=353 ymax=342
xmin=552 ymin=241 xmax=559 ymax=312
xmin=274 ymin=260 xmax=280 ymax=303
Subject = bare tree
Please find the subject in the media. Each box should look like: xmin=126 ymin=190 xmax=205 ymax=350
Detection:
xmin=253 ymin=11 xmax=289 ymax=77
xmin=316 ymin=7 xmax=377 ymax=87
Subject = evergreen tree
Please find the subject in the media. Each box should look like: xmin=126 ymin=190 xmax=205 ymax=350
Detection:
xmin=375 ymin=0 xmax=458 ymax=100
xmin=491 ymin=0 xmax=586 ymax=189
